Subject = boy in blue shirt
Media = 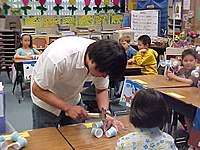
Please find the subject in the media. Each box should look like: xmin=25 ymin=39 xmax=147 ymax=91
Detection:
xmin=119 ymin=35 xmax=137 ymax=60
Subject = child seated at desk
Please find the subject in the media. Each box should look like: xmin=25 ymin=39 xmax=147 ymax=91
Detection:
xmin=14 ymin=33 xmax=40 ymax=60
xmin=119 ymin=35 xmax=137 ymax=60
xmin=166 ymin=49 xmax=200 ymax=148
xmin=115 ymin=89 xmax=177 ymax=150
xmin=128 ymin=35 xmax=158 ymax=75
xmin=166 ymin=49 xmax=200 ymax=86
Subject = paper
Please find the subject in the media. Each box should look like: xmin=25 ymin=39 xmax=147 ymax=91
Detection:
xmin=183 ymin=14 xmax=188 ymax=21
xmin=23 ymin=61 xmax=37 ymax=81
xmin=83 ymin=122 xmax=93 ymax=128
xmin=133 ymin=79 xmax=148 ymax=85
xmin=131 ymin=10 xmax=159 ymax=41
xmin=119 ymin=79 xmax=145 ymax=107
xmin=165 ymin=92 xmax=186 ymax=99
xmin=183 ymin=0 xmax=190 ymax=10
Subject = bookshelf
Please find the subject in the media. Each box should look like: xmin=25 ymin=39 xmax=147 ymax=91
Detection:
xmin=0 ymin=30 xmax=20 ymax=78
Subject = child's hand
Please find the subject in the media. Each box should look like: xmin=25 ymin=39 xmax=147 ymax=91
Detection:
xmin=166 ymin=70 xmax=175 ymax=80
xmin=139 ymin=49 xmax=147 ymax=53
xmin=26 ymin=55 xmax=32 ymax=60
xmin=128 ymin=59 xmax=133 ymax=64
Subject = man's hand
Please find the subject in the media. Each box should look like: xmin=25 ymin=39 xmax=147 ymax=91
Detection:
xmin=103 ymin=115 xmax=124 ymax=132
xmin=65 ymin=105 xmax=89 ymax=120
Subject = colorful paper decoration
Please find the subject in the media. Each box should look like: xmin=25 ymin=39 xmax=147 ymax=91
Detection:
xmin=53 ymin=0 xmax=64 ymax=15
xmin=83 ymin=0 xmax=91 ymax=15
xmin=21 ymin=0 xmax=32 ymax=15
xmin=102 ymin=0 xmax=111 ymax=13
xmin=68 ymin=0 xmax=77 ymax=15
xmin=36 ymin=0 xmax=47 ymax=15
xmin=1 ymin=0 xmax=10 ymax=15
xmin=112 ymin=0 xmax=120 ymax=13
xmin=93 ymin=0 xmax=102 ymax=13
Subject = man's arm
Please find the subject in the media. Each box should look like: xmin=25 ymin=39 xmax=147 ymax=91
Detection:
xmin=95 ymin=88 xmax=109 ymax=111
xmin=95 ymin=88 xmax=124 ymax=131
xmin=32 ymin=81 xmax=88 ymax=120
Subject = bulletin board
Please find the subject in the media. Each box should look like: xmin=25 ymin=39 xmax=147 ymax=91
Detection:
xmin=131 ymin=10 xmax=160 ymax=41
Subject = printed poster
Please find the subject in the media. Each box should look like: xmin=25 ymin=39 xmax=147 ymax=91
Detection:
xmin=23 ymin=61 xmax=37 ymax=81
xmin=119 ymin=78 xmax=145 ymax=107
xmin=183 ymin=0 xmax=190 ymax=10
xmin=76 ymin=15 xmax=93 ymax=27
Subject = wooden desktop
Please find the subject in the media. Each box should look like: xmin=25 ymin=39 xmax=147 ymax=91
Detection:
xmin=58 ymin=115 xmax=133 ymax=150
xmin=128 ymin=75 xmax=191 ymax=89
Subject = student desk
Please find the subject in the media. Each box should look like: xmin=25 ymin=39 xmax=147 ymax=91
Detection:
xmin=157 ymin=87 xmax=200 ymax=108
xmin=125 ymin=64 xmax=143 ymax=76
xmin=156 ymin=87 xmax=200 ymax=137
xmin=128 ymin=75 xmax=191 ymax=89
xmin=58 ymin=115 xmax=134 ymax=150
xmin=23 ymin=127 xmax=72 ymax=150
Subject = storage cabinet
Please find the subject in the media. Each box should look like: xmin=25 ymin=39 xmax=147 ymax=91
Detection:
xmin=168 ymin=0 xmax=182 ymax=36
xmin=0 ymin=30 xmax=20 ymax=78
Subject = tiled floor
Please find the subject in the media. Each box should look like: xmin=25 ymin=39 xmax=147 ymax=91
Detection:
xmin=1 ymin=71 xmax=33 ymax=132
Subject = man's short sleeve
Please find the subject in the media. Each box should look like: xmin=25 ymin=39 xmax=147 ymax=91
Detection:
xmin=34 ymin=57 xmax=62 ymax=90
xmin=93 ymin=77 xmax=109 ymax=90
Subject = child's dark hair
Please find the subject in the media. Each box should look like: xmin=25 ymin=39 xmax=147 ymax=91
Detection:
xmin=138 ymin=35 xmax=151 ymax=47
xmin=182 ymin=49 xmax=198 ymax=60
xmin=18 ymin=34 xmax=33 ymax=49
xmin=129 ymin=89 xmax=168 ymax=129
xmin=86 ymin=39 xmax=127 ymax=80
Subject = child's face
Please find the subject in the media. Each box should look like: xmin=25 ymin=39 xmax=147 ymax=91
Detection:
xmin=120 ymin=40 xmax=129 ymax=51
xmin=21 ymin=35 xmax=31 ymax=48
xmin=138 ymin=40 xmax=148 ymax=50
xmin=182 ymin=54 xmax=197 ymax=70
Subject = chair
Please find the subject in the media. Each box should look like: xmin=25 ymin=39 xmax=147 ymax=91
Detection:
xmin=12 ymin=62 xmax=24 ymax=102
xmin=5 ymin=15 xmax=21 ymax=32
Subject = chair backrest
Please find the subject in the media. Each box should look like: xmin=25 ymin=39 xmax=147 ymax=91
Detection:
xmin=5 ymin=15 xmax=21 ymax=31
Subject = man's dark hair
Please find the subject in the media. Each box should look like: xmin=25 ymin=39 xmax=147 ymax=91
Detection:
xmin=86 ymin=39 xmax=127 ymax=80
xmin=129 ymin=89 xmax=168 ymax=129
xmin=182 ymin=49 xmax=198 ymax=60
xmin=138 ymin=35 xmax=151 ymax=47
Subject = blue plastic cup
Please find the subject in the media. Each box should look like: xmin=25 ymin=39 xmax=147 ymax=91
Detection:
xmin=92 ymin=122 xmax=103 ymax=129
xmin=13 ymin=137 xmax=27 ymax=149
xmin=11 ymin=131 xmax=22 ymax=142
xmin=0 ymin=136 xmax=5 ymax=142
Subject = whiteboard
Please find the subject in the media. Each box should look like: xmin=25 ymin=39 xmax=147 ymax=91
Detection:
xmin=131 ymin=10 xmax=160 ymax=41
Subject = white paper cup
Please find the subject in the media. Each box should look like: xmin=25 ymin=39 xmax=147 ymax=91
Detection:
xmin=91 ymin=128 xmax=103 ymax=138
xmin=105 ymin=126 xmax=117 ymax=138
xmin=92 ymin=122 xmax=103 ymax=129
